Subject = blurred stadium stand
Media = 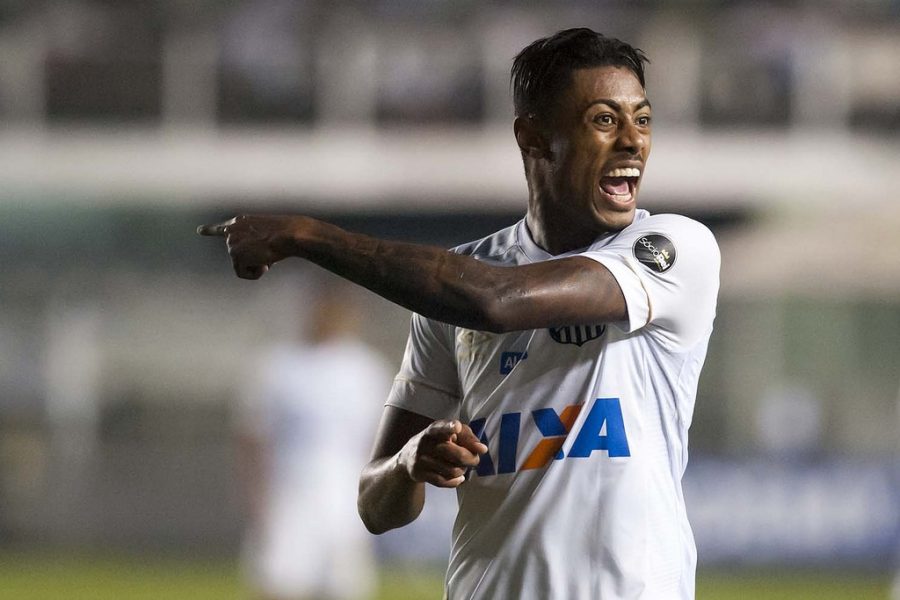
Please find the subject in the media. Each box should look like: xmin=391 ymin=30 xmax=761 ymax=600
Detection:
xmin=0 ymin=0 xmax=898 ymax=574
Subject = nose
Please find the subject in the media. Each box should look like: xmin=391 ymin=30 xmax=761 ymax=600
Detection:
xmin=615 ymin=119 xmax=644 ymax=155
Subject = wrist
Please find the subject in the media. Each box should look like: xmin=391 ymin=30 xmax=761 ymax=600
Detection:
xmin=284 ymin=215 xmax=346 ymax=261
xmin=394 ymin=447 xmax=417 ymax=483
xmin=281 ymin=216 xmax=310 ymax=259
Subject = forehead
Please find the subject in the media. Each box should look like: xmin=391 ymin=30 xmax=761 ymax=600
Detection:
xmin=563 ymin=66 xmax=647 ymax=110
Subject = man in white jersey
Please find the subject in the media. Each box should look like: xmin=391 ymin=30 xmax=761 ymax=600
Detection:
xmin=235 ymin=284 xmax=389 ymax=600
xmin=200 ymin=28 xmax=720 ymax=599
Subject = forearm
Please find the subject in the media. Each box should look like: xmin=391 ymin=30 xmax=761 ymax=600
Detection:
xmin=292 ymin=218 xmax=504 ymax=330
xmin=357 ymin=454 xmax=426 ymax=534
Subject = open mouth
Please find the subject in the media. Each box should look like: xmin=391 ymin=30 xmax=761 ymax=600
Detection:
xmin=599 ymin=167 xmax=640 ymax=205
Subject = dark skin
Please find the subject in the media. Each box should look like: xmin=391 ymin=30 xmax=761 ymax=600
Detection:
xmin=520 ymin=65 xmax=652 ymax=253
xmin=199 ymin=66 xmax=652 ymax=534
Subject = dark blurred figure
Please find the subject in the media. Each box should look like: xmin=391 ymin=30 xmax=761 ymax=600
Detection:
xmin=234 ymin=281 xmax=391 ymax=600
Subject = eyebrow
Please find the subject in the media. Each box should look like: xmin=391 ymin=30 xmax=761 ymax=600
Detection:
xmin=586 ymin=98 xmax=652 ymax=112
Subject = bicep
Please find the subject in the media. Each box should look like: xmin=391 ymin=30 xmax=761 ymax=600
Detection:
xmin=369 ymin=405 xmax=435 ymax=460
xmin=488 ymin=256 xmax=627 ymax=332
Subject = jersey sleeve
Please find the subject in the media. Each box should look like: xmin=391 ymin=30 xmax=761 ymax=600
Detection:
xmin=385 ymin=312 xmax=461 ymax=420
xmin=580 ymin=214 xmax=720 ymax=349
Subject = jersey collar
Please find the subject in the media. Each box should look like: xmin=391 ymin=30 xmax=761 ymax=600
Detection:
xmin=516 ymin=210 xmax=650 ymax=262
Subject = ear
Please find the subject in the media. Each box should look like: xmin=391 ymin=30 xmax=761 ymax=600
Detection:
xmin=514 ymin=116 xmax=550 ymax=160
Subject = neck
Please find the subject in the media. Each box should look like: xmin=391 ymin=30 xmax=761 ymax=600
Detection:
xmin=523 ymin=164 xmax=603 ymax=255
xmin=525 ymin=197 xmax=599 ymax=256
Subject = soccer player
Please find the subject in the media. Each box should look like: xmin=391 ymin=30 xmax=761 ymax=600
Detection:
xmin=200 ymin=28 xmax=720 ymax=600
xmin=234 ymin=283 xmax=389 ymax=600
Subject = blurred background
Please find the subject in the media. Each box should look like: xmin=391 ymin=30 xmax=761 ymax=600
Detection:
xmin=0 ymin=0 xmax=898 ymax=598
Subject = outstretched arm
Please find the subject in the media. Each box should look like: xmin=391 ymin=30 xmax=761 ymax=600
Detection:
xmin=198 ymin=214 xmax=626 ymax=332
xmin=358 ymin=406 xmax=487 ymax=534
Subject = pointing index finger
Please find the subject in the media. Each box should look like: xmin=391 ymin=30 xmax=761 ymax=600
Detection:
xmin=456 ymin=425 xmax=488 ymax=455
xmin=196 ymin=219 xmax=234 ymax=237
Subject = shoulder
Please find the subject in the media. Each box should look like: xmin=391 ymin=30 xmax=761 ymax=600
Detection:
xmin=451 ymin=221 xmax=522 ymax=260
xmin=584 ymin=212 xmax=719 ymax=286
xmin=621 ymin=213 xmax=719 ymax=272
xmin=627 ymin=213 xmax=717 ymax=245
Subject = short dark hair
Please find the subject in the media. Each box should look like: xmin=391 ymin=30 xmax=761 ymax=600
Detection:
xmin=511 ymin=28 xmax=649 ymax=118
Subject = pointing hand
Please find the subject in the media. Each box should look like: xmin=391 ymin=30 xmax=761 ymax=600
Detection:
xmin=198 ymin=215 xmax=306 ymax=280
xmin=399 ymin=420 xmax=488 ymax=488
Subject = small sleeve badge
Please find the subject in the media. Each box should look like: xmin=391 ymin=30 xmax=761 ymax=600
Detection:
xmin=633 ymin=234 xmax=676 ymax=273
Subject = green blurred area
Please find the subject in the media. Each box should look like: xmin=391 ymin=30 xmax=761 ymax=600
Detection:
xmin=0 ymin=553 xmax=891 ymax=600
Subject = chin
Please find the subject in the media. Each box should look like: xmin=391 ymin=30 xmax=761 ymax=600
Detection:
xmin=595 ymin=207 xmax=636 ymax=233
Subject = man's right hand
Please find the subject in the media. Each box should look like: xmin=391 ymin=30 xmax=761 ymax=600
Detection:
xmin=197 ymin=214 xmax=310 ymax=280
xmin=398 ymin=420 xmax=488 ymax=488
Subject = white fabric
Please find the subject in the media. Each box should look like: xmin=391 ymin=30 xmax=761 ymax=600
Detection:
xmin=238 ymin=338 xmax=391 ymax=600
xmin=387 ymin=210 xmax=720 ymax=600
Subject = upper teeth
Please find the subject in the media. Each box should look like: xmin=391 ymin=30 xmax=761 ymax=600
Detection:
xmin=605 ymin=167 xmax=640 ymax=178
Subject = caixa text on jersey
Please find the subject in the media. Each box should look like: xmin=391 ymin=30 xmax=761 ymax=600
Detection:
xmin=468 ymin=397 xmax=631 ymax=477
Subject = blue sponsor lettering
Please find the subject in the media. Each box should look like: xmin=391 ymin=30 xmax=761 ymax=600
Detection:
xmin=468 ymin=397 xmax=630 ymax=478
xmin=568 ymin=398 xmax=631 ymax=458
xmin=468 ymin=418 xmax=494 ymax=476
xmin=499 ymin=351 xmax=528 ymax=375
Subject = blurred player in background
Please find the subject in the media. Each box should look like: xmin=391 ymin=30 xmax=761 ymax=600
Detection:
xmin=893 ymin=380 xmax=900 ymax=600
xmin=204 ymin=28 xmax=720 ymax=600
xmin=234 ymin=280 xmax=391 ymax=600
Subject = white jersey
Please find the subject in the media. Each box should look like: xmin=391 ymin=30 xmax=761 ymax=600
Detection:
xmin=238 ymin=338 xmax=391 ymax=600
xmin=387 ymin=210 xmax=720 ymax=600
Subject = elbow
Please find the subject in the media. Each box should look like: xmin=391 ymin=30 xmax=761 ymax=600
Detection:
xmin=358 ymin=508 xmax=386 ymax=535
xmin=357 ymin=478 xmax=394 ymax=535
xmin=443 ymin=264 xmax=521 ymax=332
xmin=357 ymin=482 xmax=385 ymax=535
xmin=357 ymin=471 xmax=423 ymax=535
xmin=357 ymin=500 xmax=400 ymax=535
xmin=479 ymin=314 xmax=510 ymax=334
xmin=472 ymin=293 xmax=516 ymax=334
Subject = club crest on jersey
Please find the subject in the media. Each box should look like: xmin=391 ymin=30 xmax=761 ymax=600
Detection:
xmin=633 ymin=234 xmax=676 ymax=273
xmin=548 ymin=325 xmax=606 ymax=346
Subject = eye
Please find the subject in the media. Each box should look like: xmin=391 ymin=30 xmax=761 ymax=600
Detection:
xmin=594 ymin=113 xmax=615 ymax=126
xmin=636 ymin=115 xmax=652 ymax=126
